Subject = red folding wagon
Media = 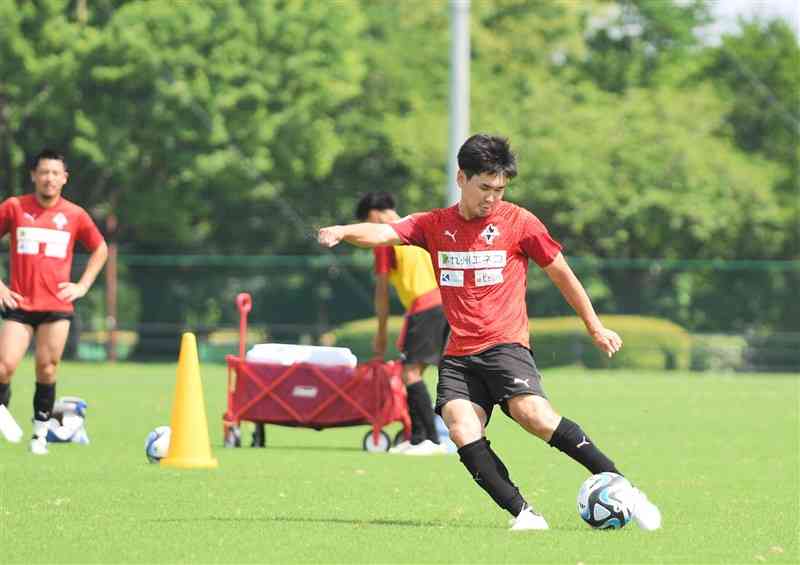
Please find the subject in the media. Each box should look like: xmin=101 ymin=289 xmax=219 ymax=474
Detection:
xmin=223 ymin=293 xmax=411 ymax=451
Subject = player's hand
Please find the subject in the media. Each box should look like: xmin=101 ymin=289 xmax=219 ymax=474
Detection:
xmin=590 ymin=327 xmax=623 ymax=358
xmin=57 ymin=282 xmax=88 ymax=303
xmin=0 ymin=286 xmax=24 ymax=310
xmin=317 ymin=226 xmax=343 ymax=248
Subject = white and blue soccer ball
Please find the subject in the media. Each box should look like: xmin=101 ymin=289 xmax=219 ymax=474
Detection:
xmin=144 ymin=426 xmax=171 ymax=463
xmin=577 ymin=472 xmax=634 ymax=529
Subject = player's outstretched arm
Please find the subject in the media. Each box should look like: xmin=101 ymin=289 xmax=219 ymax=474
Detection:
xmin=317 ymin=223 xmax=402 ymax=249
xmin=543 ymin=252 xmax=622 ymax=358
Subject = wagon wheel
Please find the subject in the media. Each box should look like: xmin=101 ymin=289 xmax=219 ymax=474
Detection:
xmin=362 ymin=430 xmax=391 ymax=452
xmin=393 ymin=429 xmax=407 ymax=447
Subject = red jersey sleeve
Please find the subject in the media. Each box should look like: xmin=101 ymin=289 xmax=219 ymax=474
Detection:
xmin=0 ymin=198 xmax=14 ymax=237
xmin=391 ymin=212 xmax=431 ymax=249
xmin=519 ymin=211 xmax=562 ymax=268
xmin=373 ymin=246 xmax=396 ymax=275
xmin=76 ymin=210 xmax=105 ymax=251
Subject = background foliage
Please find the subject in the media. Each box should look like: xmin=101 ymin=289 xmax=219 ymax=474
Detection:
xmin=1 ymin=0 xmax=797 ymax=349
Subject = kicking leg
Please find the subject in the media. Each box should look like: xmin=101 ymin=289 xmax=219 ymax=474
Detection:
xmin=508 ymin=394 xmax=619 ymax=474
xmin=508 ymin=394 xmax=660 ymax=529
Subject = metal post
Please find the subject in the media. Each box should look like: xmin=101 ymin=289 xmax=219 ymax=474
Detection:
xmin=105 ymin=214 xmax=118 ymax=362
xmin=447 ymin=0 xmax=470 ymax=206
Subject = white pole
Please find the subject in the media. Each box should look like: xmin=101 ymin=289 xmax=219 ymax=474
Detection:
xmin=447 ymin=0 xmax=470 ymax=206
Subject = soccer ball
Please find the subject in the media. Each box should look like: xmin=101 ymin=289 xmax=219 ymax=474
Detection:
xmin=577 ymin=472 xmax=634 ymax=529
xmin=144 ymin=426 xmax=171 ymax=463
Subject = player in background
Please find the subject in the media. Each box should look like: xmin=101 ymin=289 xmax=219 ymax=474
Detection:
xmin=356 ymin=192 xmax=449 ymax=456
xmin=318 ymin=134 xmax=661 ymax=531
xmin=0 ymin=149 xmax=108 ymax=455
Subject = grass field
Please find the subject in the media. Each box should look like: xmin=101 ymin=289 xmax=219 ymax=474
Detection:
xmin=1 ymin=359 xmax=797 ymax=564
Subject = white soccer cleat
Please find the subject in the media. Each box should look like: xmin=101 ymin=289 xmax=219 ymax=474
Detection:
xmin=510 ymin=506 xmax=549 ymax=531
xmin=403 ymin=439 xmax=447 ymax=456
xmin=30 ymin=419 xmax=50 ymax=455
xmin=388 ymin=440 xmax=412 ymax=454
xmin=629 ymin=487 xmax=662 ymax=530
xmin=29 ymin=436 xmax=48 ymax=455
xmin=0 ymin=405 xmax=24 ymax=443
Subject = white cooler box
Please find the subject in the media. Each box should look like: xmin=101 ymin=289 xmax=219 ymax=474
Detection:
xmin=245 ymin=343 xmax=357 ymax=368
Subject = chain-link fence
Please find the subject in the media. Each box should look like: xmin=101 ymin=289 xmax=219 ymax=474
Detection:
xmin=39 ymin=253 xmax=797 ymax=372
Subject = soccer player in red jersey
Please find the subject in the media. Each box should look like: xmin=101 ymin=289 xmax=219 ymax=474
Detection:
xmin=318 ymin=134 xmax=662 ymax=530
xmin=0 ymin=149 xmax=108 ymax=455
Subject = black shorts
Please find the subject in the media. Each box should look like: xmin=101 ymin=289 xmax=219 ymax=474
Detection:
xmin=435 ymin=343 xmax=546 ymax=425
xmin=1 ymin=308 xmax=73 ymax=329
xmin=400 ymin=305 xmax=450 ymax=365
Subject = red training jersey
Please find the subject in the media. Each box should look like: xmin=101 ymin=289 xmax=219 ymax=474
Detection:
xmin=0 ymin=194 xmax=105 ymax=312
xmin=391 ymin=201 xmax=562 ymax=356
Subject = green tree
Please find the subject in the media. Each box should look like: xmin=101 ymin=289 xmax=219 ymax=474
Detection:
xmin=319 ymin=0 xmax=452 ymax=219
xmin=703 ymin=19 xmax=800 ymax=260
xmin=705 ymin=19 xmax=800 ymax=165
xmin=0 ymin=0 xmax=86 ymax=197
xmin=577 ymin=0 xmax=713 ymax=92
xmin=71 ymin=0 xmax=366 ymax=253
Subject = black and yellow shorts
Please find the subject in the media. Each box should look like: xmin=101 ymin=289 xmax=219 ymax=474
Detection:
xmin=398 ymin=305 xmax=450 ymax=365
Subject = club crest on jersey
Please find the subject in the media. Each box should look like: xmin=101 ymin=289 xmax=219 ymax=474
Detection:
xmin=53 ymin=212 xmax=68 ymax=230
xmin=480 ymin=224 xmax=500 ymax=245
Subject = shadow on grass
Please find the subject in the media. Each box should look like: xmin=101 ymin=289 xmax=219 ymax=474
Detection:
xmin=144 ymin=515 xmax=496 ymax=529
xmin=224 ymin=445 xmax=363 ymax=453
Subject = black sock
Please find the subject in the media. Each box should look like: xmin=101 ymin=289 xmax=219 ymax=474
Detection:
xmin=405 ymin=384 xmax=424 ymax=444
xmin=0 ymin=382 xmax=10 ymax=407
xmin=458 ymin=438 xmax=527 ymax=516
xmin=406 ymin=381 xmax=438 ymax=443
xmin=548 ymin=417 xmax=620 ymax=475
xmin=33 ymin=382 xmax=56 ymax=422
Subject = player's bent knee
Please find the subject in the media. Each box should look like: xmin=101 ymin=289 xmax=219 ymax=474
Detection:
xmin=0 ymin=360 xmax=16 ymax=382
xmin=35 ymin=362 xmax=59 ymax=384
xmin=517 ymin=416 xmax=553 ymax=440
xmin=446 ymin=420 xmax=483 ymax=447
xmin=441 ymin=400 xmax=486 ymax=447
xmin=402 ymin=364 xmax=424 ymax=385
xmin=510 ymin=396 xmax=560 ymax=439
xmin=531 ymin=418 xmax=559 ymax=439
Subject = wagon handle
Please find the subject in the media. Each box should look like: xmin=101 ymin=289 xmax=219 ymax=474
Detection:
xmin=236 ymin=293 xmax=252 ymax=359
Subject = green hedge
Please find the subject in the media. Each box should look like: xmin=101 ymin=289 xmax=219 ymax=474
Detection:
xmin=529 ymin=316 xmax=691 ymax=370
xmin=690 ymin=334 xmax=747 ymax=372
xmin=325 ymin=315 xmax=691 ymax=370
xmin=322 ymin=317 xmax=406 ymax=362
xmin=743 ymin=332 xmax=800 ymax=372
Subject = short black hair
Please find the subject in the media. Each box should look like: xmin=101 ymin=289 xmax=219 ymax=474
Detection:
xmin=355 ymin=192 xmax=396 ymax=221
xmin=30 ymin=148 xmax=67 ymax=171
xmin=457 ymin=134 xmax=517 ymax=180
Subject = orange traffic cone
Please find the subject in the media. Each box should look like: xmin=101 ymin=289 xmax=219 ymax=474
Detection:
xmin=161 ymin=332 xmax=218 ymax=469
